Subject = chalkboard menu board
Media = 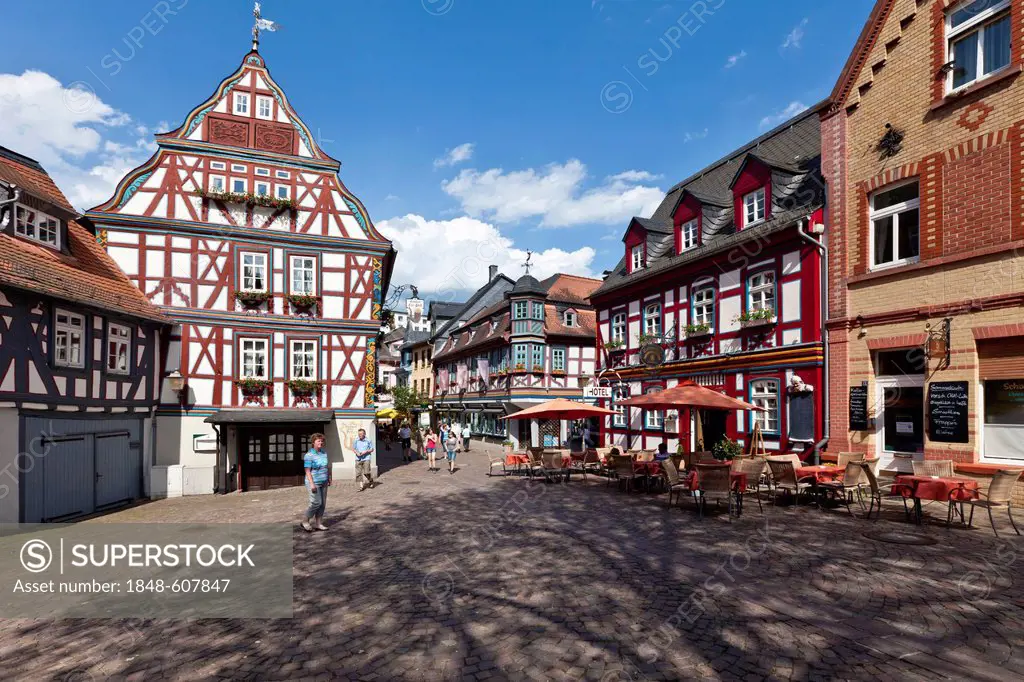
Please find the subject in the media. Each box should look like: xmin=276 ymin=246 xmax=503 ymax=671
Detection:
xmin=849 ymin=386 xmax=869 ymax=431
xmin=789 ymin=392 xmax=815 ymax=441
xmin=928 ymin=381 xmax=969 ymax=443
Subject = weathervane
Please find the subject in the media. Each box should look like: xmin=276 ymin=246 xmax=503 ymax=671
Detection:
xmin=251 ymin=2 xmax=282 ymax=51
xmin=522 ymin=250 xmax=533 ymax=276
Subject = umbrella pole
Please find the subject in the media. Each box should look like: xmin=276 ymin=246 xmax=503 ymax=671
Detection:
xmin=694 ymin=408 xmax=704 ymax=452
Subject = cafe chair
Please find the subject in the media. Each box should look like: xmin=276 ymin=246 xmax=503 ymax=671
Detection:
xmin=695 ymin=464 xmax=735 ymax=521
xmin=487 ymin=450 xmax=508 ymax=477
xmin=611 ymin=455 xmax=638 ymax=493
xmin=662 ymin=458 xmax=693 ymax=510
xmin=523 ymin=450 xmax=546 ymax=481
xmin=732 ymin=457 xmax=767 ymax=513
xmin=962 ymin=469 xmax=1023 ymax=537
xmin=836 ymin=452 xmax=866 ymax=469
xmin=818 ymin=462 xmax=868 ymax=516
xmin=541 ymin=452 xmax=568 ymax=484
xmin=860 ymin=464 xmax=913 ymax=522
xmin=912 ymin=460 xmax=954 ymax=477
xmin=766 ymin=460 xmax=812 ymax=506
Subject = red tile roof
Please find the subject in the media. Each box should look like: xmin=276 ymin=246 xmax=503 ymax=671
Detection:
xmin=542 ymin=273 xmax=602 ymax=304
xmin=0 ymin=151 xmax=168 ymax=324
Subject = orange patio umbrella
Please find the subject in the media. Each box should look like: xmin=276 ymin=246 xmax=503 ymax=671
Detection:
xmin=501 ymin=398 xmax=616 ymax=420
xmin=617 ymin=381 xmax=764 ymax=412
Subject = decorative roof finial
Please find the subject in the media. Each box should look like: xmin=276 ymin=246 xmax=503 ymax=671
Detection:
xmin=251 ymin=2 xmax=282 ymax=52
xmin=522 ymin=250 xmax=533 ymax=277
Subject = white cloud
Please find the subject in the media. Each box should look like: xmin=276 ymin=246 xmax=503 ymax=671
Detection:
xmin=384 ymin=193 xmax=401 ymax=201
xmin=724 ymin=50 xmax=747 ymax=69
xmin=684 ymin=128 xmax=709 ymax=144
xmin=378 ymin=213 xmax=598 ymax=296
xmin=759 ymin=101 xmax=808 ymax=129
xmin=433 ymin=142 xmax=475 ymax=169
xmin=441 ymin=159 xmax=663 ymax=227
xmin=0 ymin=70 xmax=155 ymax=210
xmin=781 ymin=18 xmax=808 ymax=50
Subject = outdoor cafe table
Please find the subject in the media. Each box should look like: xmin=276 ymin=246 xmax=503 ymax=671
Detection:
xmin=891 ymin=475 xmax=980 ymax=524
xmin=795 ymin=465 xmax=843 ymax=483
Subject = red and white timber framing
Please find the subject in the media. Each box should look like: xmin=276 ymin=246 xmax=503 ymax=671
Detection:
xmin=86 ymin=49 xmax=393 ymax=417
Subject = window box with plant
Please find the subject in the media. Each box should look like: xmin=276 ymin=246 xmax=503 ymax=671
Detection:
xmin=603 ymin=339 xmax=625 ymax=351
xmin=684 ymin=323 xmax=713 ymax=339
xmin=737 ymin=309 xmax=777 ymax=328
xmin=287 ymin=293 xmax=319 ymax=314
xmin=235 ymin=290 xmax=272 ymax=309
xmin=236 ymin=377 xmax=272 ymax=401
xmin=551 ymin=368 xmax=567 ymax=377
xmin=287 ymin=378 xmax=322 ymax=396
xmin=194 ymin=188 xmax=297 ymax=211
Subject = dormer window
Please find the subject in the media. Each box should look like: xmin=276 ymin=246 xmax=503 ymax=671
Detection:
xmin=563 ymin=310 xmax=578 ymax=328
xmin=946 ymin=0 xmax=1011 ymax=92
xmin=680 ymin=218 xmax=699 ymax=251
xmin=743 ymin=188 xmax=766 ymax=227
xmin=631 ymin=244 xmax=645 ymax=271
xmin=233 ymin=92 xmax=250 ymax=116
xmin=14 ymin=204 xmax=60 ymax=249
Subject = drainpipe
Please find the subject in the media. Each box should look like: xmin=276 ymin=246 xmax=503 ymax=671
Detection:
xmin=797 ymin=215 xmax=829 ymax=465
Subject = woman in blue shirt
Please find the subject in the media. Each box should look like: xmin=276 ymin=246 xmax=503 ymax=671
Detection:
xmin=302 ymin=433 xmax=331 ymax=532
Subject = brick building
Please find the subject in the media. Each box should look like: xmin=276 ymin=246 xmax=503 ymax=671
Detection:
xmin=822 ymin=0 xmax=1024 ymax=473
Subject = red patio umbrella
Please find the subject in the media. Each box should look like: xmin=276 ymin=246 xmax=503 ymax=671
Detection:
xmin=501 ymin=398 xmax=616 ymax=420
xmin=617 ymin=381 xmax=763 ymax=412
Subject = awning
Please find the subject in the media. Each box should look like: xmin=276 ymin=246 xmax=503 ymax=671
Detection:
xmin=204 ymin=409 xmax=335 ymax=425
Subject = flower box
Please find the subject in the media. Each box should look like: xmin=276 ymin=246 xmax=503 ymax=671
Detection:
xmin=551 ymin=369 xmax=567 ymax=377
xmin=287 ymin=379 xmax=322 ymax=396
xmin=287 ymin=294 xmax=319 ymax=314
xmin=194 ymin=189 xmax=297 ymax=211
xmin=684 ymin=325 xmax=713 ymax=340
xmin=236 ymin=378 xmax=272 ymax=404
xmin=739 ymin=314 xmax=777 ymax=329
xmin=235 ymin=290 xmax=272 ymax=309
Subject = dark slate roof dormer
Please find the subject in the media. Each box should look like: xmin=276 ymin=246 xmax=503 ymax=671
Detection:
xmin=509 ymin=274 xmax=547 ymax=297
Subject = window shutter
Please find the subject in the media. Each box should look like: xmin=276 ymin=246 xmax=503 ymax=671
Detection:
xmin=978 ymin=339 xmax=1024 ymax=379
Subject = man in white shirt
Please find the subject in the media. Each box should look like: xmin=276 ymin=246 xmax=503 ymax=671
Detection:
xmin=461 ymin=424 xmax=472 ymax=452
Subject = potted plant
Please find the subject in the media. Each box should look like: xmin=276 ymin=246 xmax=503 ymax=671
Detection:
xmin=603 ymin=339 xmax=625 ymax=351
xmin=637 ymin=333 xmax=663 ymax=346
xmin=551 ymin=368 xmax=567 ymax=377
xmin=236 ymin=377 xmax=272 ymax=402
xmin=684 ymin=323 xmax=713 ymax=339
xmin=512 ymin=363 xmax=527 ymax=374
xmin=711 ymin=437 xmax=743 ymax=461
xmin=501 ymin=440 xmax=515 ymax=454
xmin=287 ymin=293 xmax=319 ymax=314
xmin=738 ymin=308 xmax=777 ymax=328
xmin=235 ymin=290 xmax=272 ymax=309
xmin=287 ymin=379 xmax=322 ymax=397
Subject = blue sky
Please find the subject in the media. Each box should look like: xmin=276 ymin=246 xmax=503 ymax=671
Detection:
xmin=0 ymin=0 xmax=874 ymax=298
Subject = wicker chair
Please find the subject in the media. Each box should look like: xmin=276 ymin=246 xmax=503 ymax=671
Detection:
xmin=487 ymin=449 xmax=508 ymax=477
xmin=767 ymin=454 xmax=804 ymax=470
xmin=732 ymin=457 xmax=767 ymax=513
xmin=662 ymin=458 xmax=693 ymax=509
xmin=541 ymin=452 xmax=568 ymax=483
xmin=962 ymin=469 xmax=1023 ymax=537
xmin=523 ymin=450 xmax=546 ymax=480
xmin=860 ymin=463 xmax=912 ymax=521
xmin=611 ymin=455 xmax=638 ymax=493
xmin=696 ymin=464 xmax=735 ymax=520
xmin=766 ymin=460 xmax=812 ymax=505
xmin=574 ymin=449 xmax=602 ymax=481
xmin=836 ymin=452 xmax=866 ymax=469
xmin=912 ymin=459 xmax=954 ymax=477
xmin=818 ymin=462 xmax=868 ymax=515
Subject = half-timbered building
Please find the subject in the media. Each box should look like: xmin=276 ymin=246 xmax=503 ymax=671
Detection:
xmin=87 ymin=46 xmax=394 ymax=493
xmin=0 ymin=146 xmax=168 ymax=522
xmin=432 ymin=272 xmax=600 ymax=446
xmin=590 ymin=105 xmax=828 ymax=457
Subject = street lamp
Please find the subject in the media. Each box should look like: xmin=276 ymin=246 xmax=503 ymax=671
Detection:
xmin=166 ymin=370 xmax=188 ymax=407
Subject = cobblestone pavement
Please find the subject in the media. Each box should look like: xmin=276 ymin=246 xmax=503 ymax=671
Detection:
xmin=2 ymin=441 xmax=1022 ymax=681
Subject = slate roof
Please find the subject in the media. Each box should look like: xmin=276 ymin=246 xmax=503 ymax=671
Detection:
xmin=429 ymin=274 xmax=516 ymax=343
xmin=428 ymin=300 xmax=465 ymax=319
xmin=401 ymin=330 xmax=432 ymax=350
xmin=0 ymin=147 xmax=168 ymax=324
xmin=592 ymin=102 xmax=827 ymax=300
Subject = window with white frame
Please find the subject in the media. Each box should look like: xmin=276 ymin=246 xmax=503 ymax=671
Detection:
xmin=563 ymin=310 xmax=578 ymax=327
xmin=231 ymin=163 xmax=247 ymax=173
xmin=232 ymin=178 xmax=246 ymax=194
xmin=276 ymin=185 xmax=289 ymax=200
xmin=54 ymin=309 xmax=85 ymax=368
xmin=240 ymin=338 xmax=269 ymax=379
xmin=681 ymin=218 xmax=699 ymax=251
xmin=255 ymin=181 xmax=270 ymax=197
xmin=210 ymin=161 xmax=226 ymax=171
xmin=532 ymin=302 xmax=545 ymax=319
xmin=275 ymin=170 xmax=290 ymax=179
xmin=551 ymin=347 xmax=566 ymax=371
xmin=692 ymin=287 xmax=715 ymax=328
xmin=209 ymin=175 xmax=225 ymax=192
xmin=644 ymin=387 xmax=664 ymax=429
xmin=613 ymin=402 xmax=627 ymax=428
xmin=871 ymin=181 xmax=920 ymax=268
xmin=947 ymin=0 xmax=1011 ymax=92
xmin=631 ymin=244 xmax=645 ymax=271
xmin=241 ymin=252 xmax=268 ymax=291
xmin=513 ymin=344 xmax=528 ymax=368
xmin=256 ymin=95 xmax=273 ymax=119
xmin=747 ymin=271 xmax=776 ymax=315
xmin=290 ymin=255 xmax=316 ymax=295
xmin=290 ymin=340 xmax=317 ymax=379
xmin=611 ymin=312 xmax=626 ymax=344
xmin=743 ymin=188 xmax=766 ymax=226
xmin=106 ymin=323 xmax=131 ymax=374
xmin=531 ymin=344 xmax=544 ymax=370
xmin=750 ymin=379 xmax=780 ymax=433
xmin=14 ymin=204 xmax=60 ymax=248
xmin=233 ymin=92 xmax=250 ymax=115
xmin=513 ymin=301 xmax=528 ymax=319
xmin=643 ymin=303 xmax=661 ymax=337
xmin=255 ymin=167 xmax=270 ymax=177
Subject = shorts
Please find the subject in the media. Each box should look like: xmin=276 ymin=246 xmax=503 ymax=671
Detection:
xmin=401 ymin=438 xmax=411 ymax=448
xmin=446 ymin=450 xmax=457 ymax=461
xmin=426 ymin=447 xmax=436 ymax=454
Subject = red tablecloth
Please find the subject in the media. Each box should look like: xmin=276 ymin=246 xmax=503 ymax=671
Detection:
xmin=634 ymin=461 xmax=664 ymax=476
xmin=796 ymin=465 xmax=843 ymax=483
xmin=892 ymin=475 xmax=979 ymax=502
xmin=504 ymin=454 xmax=571 ymax=468
xmin=685 ymin=470 xmax=748 ymax=491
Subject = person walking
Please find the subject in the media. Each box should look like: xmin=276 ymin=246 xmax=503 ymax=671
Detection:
xmin=461 ymin=423 xmax=472 ymax=452
xmin=352 ymin=428 xmax=376 ymax=491
xmin=301 ymin=433 xmax=331 ymax=532
xmin=445 ymin=428 xmax=459 ymax=474
xmin=424 ymin=428 xmax=438 ymax=472
xmin=398 ymin=422 xmax=413 ymax=462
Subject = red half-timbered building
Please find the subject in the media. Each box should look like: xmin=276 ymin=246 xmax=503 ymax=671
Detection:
xmin=87 ymin=47 xmax=394 ymax=493
xmin=591 ymin=105 xmax=828 ymax=458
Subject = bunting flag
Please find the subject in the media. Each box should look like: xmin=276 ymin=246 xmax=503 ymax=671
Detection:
xmin=478 ymin=359 xmax=490 ymax=384
xmin=457 ymin=364 xmax=469 ymax=391
xmin=438 ymin=369 xmax=449 ymax=392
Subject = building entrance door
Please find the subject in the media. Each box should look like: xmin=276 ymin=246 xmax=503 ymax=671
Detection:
xmin=241 ymin=428 xmax=313 ymax=490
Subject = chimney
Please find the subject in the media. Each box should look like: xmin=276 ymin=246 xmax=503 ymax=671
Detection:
xmin=489 ymin=265 xmax=498 ymax=281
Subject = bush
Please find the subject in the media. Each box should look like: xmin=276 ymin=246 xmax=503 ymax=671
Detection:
xmin=711 ymin=437 xmax=743 ymax=461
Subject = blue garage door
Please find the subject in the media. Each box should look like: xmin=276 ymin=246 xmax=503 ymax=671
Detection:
xmin=21 ymin=416 xmax=143 ymax=522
